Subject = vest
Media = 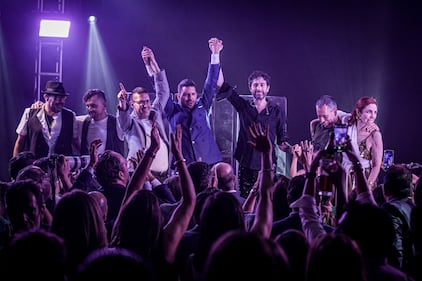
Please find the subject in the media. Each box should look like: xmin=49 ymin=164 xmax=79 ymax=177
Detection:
xmin=80 ymin=115 xmax=125 ymax=156
xmin=27 ymin=107 xmax=74 ymax=159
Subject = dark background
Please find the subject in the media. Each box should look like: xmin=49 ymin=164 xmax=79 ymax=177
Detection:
xmin=1 ymin=0 xmax=421 ymax=181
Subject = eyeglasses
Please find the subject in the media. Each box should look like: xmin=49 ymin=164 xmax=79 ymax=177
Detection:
xmin=133 ymin=99 xmax=151 ymax=106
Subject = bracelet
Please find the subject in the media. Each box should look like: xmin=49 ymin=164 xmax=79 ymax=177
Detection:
xmin=305 ymin=171 xmax=317 ymax=179
xmin=146 ymin=151 xmax=156 ymax=159
xmin=174 ymin=159 xmax=186 ymax=165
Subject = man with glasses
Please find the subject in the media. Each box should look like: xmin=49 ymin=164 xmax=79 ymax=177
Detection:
xmin=13 ymin=80 xmax=78 ymax=159
xmin=117 ymin=46 xmax=170 ymax=180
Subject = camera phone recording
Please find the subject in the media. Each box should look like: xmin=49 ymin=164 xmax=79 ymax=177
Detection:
xmin=333 ymin=124 xmax=348 ymax=151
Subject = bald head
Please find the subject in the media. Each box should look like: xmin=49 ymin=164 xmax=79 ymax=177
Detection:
xmin=212 ymin=162 xmax=235 ymax=191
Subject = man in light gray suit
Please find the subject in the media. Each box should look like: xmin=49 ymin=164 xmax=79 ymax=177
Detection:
xmin=117 ymin=46 xmax=170 ymax=181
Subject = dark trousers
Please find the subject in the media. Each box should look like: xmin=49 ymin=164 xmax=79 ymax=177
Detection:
xmin=238 ymin=165 xmax=259 ymax=198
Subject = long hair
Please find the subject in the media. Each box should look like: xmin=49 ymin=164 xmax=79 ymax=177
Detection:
xmin=110 ymin=190 xmax=162 ymax=259
xmin=194 ymin=192 xmax=246 ymax=271
xmin=94 ymin=150 xmax=124 ymax=187
xmin=348 ymin=96 xmax=377 ymax=125
xmin=6 ymin=179 xmax=43 ymax=233
xmin=204 ymin=230 xmax=289 ymax=281
xmin=306 ymin=233 xmax=366 ymax=281
xmin=50 ymin=189 xmax=108 ymax=275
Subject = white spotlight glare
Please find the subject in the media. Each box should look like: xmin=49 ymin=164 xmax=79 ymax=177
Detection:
xmin=88 ymin=16 xmax=97 ymax=24
xmin=39 ymin=19 xmax=71 ymax=38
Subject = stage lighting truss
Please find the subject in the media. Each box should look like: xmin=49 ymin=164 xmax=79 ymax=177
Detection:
xmin=35 ymin=0 xmax=69 ymax=100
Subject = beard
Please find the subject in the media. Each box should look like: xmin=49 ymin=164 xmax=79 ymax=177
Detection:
xmin=51 ymin=104 xmax=63 ymax=113
xmin=253 ymin=92 xmax=267 ymax=101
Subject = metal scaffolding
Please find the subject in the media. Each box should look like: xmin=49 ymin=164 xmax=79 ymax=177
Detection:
xmin=35 ymin=0 xmax=66 ymax=101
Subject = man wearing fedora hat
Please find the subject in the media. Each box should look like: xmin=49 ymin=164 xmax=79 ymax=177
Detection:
xmin=13 ymin=80 xmax=78 ymax=159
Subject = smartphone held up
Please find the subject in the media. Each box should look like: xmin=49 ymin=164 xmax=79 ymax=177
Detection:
xmin=383 ymin=149 xmax=394 ymax=171
xmin=333 ymin=124 xmax=348 ymax=152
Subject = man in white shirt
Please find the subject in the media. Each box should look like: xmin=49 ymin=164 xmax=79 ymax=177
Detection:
xmin=117 ymin=46 xmax=170 ymax=181
xmin=77 ymin=89 xmax=125 ymax=156
xmin=13 ymin=80 xmax=78 ymax=159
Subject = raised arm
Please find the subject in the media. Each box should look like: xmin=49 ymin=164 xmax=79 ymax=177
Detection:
xmin=121 ymin=122 xmax=160 ymax=206
xmin=343 ymin=137 xmax=376 ymax=205
xmin=248 ymin=122 xmax=274 ymax=238
xmin=294 ymin=148 xmax=327 ymax=242
xmin=70 ymin=139 xmax=102 ymax=192
xmin=142 ymin=46 xmax=160 ymax=74
xmin=201 ymin=37 xmax=223 ymax=109
xmin=162 ymin=124 xmax=196 ymax=263
xmin=289 ymin=143 xmax=308 ymax=178
xmin=141 ymin=46 xmax=170 ymax=112
xmin=242 ymin=175 xmax=259 ymax=213
xmin=56 ymin=154 xmax=73 ymax=193
xmin=116 ymin=82 xmax=132 ymax=132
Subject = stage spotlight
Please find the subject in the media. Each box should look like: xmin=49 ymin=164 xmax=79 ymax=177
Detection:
xmin=88 ymin=16 xmax=97 ymax=24
xmin=39 ymin=19 xmax=71 ymax=38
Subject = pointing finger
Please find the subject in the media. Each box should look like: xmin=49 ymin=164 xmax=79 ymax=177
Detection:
xmin=119 ymin=82 xmax=126 ymax=92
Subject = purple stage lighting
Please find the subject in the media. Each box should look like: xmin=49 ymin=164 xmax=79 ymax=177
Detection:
xmin=39 ymin=19 xmax=71 ymax=38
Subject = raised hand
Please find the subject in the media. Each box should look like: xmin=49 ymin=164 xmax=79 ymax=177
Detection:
xmin=292 ymin=143 xmax=302 ymax=159
xmin=55 ymin=154 xmax=72 ymax=192
xmin=141 ymin=46 xmax=161 ymax=74
xmin=128 ymin=149 xmax=145 ymax=170
xmin=117 ymin=82 xmax=128 ymax=111
xmin=279 ymin=141 xmax=292 ymax=153
xmin=88 ymin=139 xmax=102 ymax=169
xmin=300 ymin=139 xmax=314 ymax=171
xmin=56 ymin=154 xmax=71 ymax=179
xmin=248 ymin=122 xmax=272 ymax=154
xmin=141 ymin=46 xmax=154 ymax=65
xmin=170 ymin=124 xmax=183 ymax=161
xmin=208 ymin=37 xmax=223 ymax=54
xmin=31 ymin=100 xmax=44 ymax=109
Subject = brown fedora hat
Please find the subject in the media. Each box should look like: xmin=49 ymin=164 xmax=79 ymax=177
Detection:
xmin=42 ymin=81 xmax=69 ymax=96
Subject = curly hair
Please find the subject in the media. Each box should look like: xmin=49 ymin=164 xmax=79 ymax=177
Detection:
xmin=248 ymin=70 xmax=271 ymax=88
xmin=94 ymin=150 xmax=124 ymax=187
